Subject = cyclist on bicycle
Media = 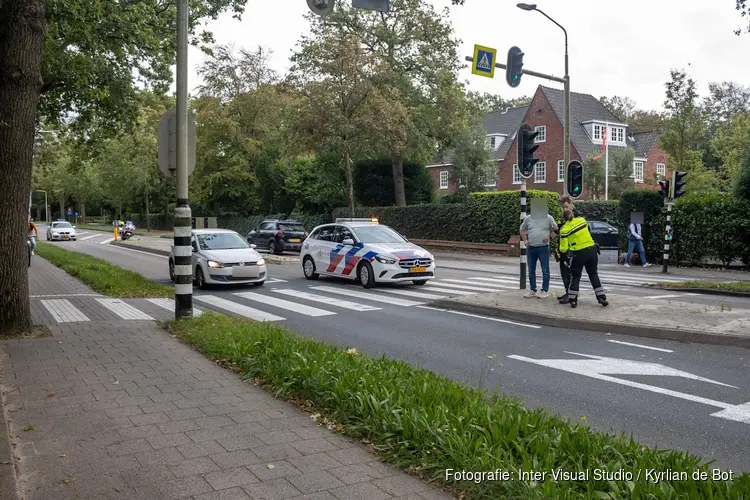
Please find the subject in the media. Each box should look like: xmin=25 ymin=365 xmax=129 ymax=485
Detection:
xmin=28 ymin=216 xmax=39 ymax=255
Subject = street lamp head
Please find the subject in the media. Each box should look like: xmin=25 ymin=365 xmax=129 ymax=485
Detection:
xmin=517 ymin=3 xmax=537 ymax=11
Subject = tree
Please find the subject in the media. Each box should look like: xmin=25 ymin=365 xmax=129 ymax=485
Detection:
xmin=734 ymin=151 xmax=750 ymax=201
xmin=599 ymin=96 xmax=636 ymax=123
xmin=735 ymin=0 xmax=749 ymax=35
xmin=583 ymin=152 xmax=605 ymax=200
xmin=712 ymin=113 xmax=750 ymax=191
xmin=598 ymin=95 xmax=665 ymax=134
xmin=196 ymin=44 xmax=278 ymax=102
xmin=702 ymin=82 xmax=750 ymax=125
xmin=449 ymin=120 xmax=494 ymax=198
xmin=311 ymin=0 xmax=464 ymax=207
xmin=607 ymin=147 xmax=637 ymax=200
xmin=467 ymin=91 xmax=531 ymax=113
xmin=0 ymin=0 xmax=249 ymax=336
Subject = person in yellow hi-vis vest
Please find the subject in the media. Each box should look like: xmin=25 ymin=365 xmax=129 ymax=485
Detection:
xmin=559 ymin=209 xmax=608 ymax=308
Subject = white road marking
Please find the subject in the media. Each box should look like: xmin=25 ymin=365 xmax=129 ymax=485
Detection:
xmin=606 ymin=340 xmax=674 ymax=353
xmin=99 ymin=238 xmax=115 ymax=245
xmin=41 ymin=299 xmax=90 ymax=323
xmin=420 ymin=285 xmax=476 ymax=295
xmin=426 ymin=281 xmax=510 ymax=293
xmin=271 ymin=289 xmax=380 ymax=312
xmin=233 ymin=292 xmax=335 ymax=317
xmin=309 ymin=286 xmax=424 ymax=307
xmin=194 ymin=295 xmax=285 ymax=322
xmin=146 ymin=298 xmax=203 ymax=316
xmin=416 ymin=306 xmax=541 ymax=329
xmin=646 ymin=294 xmax=696 ymax=300
xmin=508 ymin=352 xmax=749 ymax=423
xmin=374 ymin=288 xmax=447 ymax=300
xmin=31 ymin=294 xmax=102 ymax=298
xmin=80 ymin=234 xmax=100 ymax=241
xmin=95 ymin=298 xmax=154 ymax=320
xmin=266 ymin=278 xmax=288 ymax=283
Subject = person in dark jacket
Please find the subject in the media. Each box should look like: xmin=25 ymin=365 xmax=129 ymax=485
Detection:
xmin=559 ymin=209 xmax=608 ymax=308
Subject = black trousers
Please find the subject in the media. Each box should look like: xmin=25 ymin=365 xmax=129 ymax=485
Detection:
xmin=568 ymin=246 xmax=605 ymax=300
xmin=559 ymin=252 xmax=570 ymax=292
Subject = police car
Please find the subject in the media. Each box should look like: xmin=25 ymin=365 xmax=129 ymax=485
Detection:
xmin=300 ymin=218 xmax=435 ymax=288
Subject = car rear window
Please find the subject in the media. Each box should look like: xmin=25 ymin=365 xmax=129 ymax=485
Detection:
xmin=278 ymin=223 xmax=305 ymax=232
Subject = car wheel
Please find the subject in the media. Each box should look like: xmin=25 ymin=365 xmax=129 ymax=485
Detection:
xmin=252 ymin=281 xmax=265 ymax=287
xmin=269 ymin=241 xmax=280 ymax=255
xmin=357 ymin=261 xmax=375 ymax=288
xmin=412 ymin=280 xmax=427 ymax=286
xmin=168 ymin=259 xmax=175 ymax=282
xmin=195 ymin=267 xmax=207 ymax=290
xmin=303 ymin=256 xmax=319 ymax=280
xmin=46 ymin=234 xmax=49 ymax=241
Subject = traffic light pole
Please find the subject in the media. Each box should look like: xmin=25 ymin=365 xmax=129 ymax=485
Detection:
xmin=520 ymin=181 xmax=527 ymax=289
xmin=662 ymin=200 xmax=673 ymax=274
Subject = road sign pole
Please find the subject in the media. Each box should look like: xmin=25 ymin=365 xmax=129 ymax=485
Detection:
xmin=520 ymin=181 xmax=527 ymax=290
xmin=662 ymin=201 xmax=673 ymax=274
xmin=174 ymin=0 xmax=193 ymax=319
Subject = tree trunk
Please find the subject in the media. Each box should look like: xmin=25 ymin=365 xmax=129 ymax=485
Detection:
xmin=145 ymin=185 xmax=151 ymax=232
xmin=344 ymin=151 xmax=354 ymax=217
xmin=79 ymin=198 xmax=86 ymax=223
xmin=391 ymin=153 xmax=406 ymax=206
xmin=0 ymin=0 xmax=46 ymax=336
xmin=118 ymin=202 xmax=122 ymax=221
xmin=58 ymin=197 xmax=64 ymax=220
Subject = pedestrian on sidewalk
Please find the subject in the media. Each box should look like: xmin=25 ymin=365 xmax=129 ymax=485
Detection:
xmin=554 ymin=195 xmax=574 ymax=304
xmin=559 ymin=209 xmax=608 ymax=308
xmin=27 ymin=215 xmax=38 ymax=255
xmin=520 ymin=206 xmax=558 ymax=299
xmin=625 ymin=221 xmax=652 ymax=268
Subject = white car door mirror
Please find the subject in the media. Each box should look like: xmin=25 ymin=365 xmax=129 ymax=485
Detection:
xmin=250 ymin=244 xmax=257 ymax=249
xmin=342 ymin=238 xmax=354 ymax=246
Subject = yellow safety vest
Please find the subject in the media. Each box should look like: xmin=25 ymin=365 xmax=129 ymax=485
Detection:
xmin=559 ymin=217 xmax=595 ymax=253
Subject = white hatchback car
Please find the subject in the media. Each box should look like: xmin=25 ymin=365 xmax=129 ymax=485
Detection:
xmin=300 ymin=218 xmax=435 ymax=288
xmin=169 ymin=229 xmax=267 ymax=289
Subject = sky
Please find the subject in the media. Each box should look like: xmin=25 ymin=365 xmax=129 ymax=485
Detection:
xmin=182 ymin=0 xmax=750 ymax=112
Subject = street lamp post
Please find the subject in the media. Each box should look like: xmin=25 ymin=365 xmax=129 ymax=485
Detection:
xmin=34 ymin=190 xmax=49 ymax=222
xmin=517 ymin=3 xmax=570 ymax=195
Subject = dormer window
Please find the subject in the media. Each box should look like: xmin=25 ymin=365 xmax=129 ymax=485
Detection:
xmin=591 ymin=123 xmax=626 ymax=145
xmin=486 ymin=134 xmax=505 ymax=150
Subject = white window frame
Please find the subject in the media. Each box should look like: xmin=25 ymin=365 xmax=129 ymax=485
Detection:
xmin=439 ymin=170 xmax=449 ymax=190
xmin=534 ymin=126 xmax=546 ymax=143
xmin=481 ymin=165 xmax=497 ymax=187
xmin=513 ymin=164 xmax=522 ymax=184
xmin=593 ymin=124 xmax=604 ymax=141
xmin=656 ymin=163 xmax=666 ymax=178
xmin=633 ymin=161 xmax=644 ymax=183
xmin=610 ymin=126 xmax=625 ymax=144
xmin=534 ymin=161 xmax=546 ymax=183
xmin=557 ymin=160 xmax=565 ymax=182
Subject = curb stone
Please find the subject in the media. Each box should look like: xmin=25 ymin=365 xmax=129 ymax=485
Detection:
xmin=640 ymin=286 xmax=750 ymax=299
xmin=0 ymin=355 xmax=20 ymax=500
xmin=429 ymin=299 xmax=750 ymax=350
xmin=109 ymin=240 xmax=295 ymax=265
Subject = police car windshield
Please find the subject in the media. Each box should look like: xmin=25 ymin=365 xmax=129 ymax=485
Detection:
xmin=197 ymin=233 xmax=249 ymax=250
xmin=352 ymin=226 xmax=406 ymax=244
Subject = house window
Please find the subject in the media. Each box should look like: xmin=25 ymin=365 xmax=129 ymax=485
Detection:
xmin=534 ymin=126 xmax=546 ymax=143
xmin=439 ymin=171 xmax=449 ymax=189
xmin=489 ymin=136 xmax=496 ymax=149
xmin=593 ymin=124 xmax=604 ymax=141
xmin=513 ymin=164 xmax=522 ymax=184
xmin=657 ymin=163 xmax=666 ymax=178
xmin=557 ymin=160 xmax=565 ymax=182
xmin=633 ymin=161 xmax=644 ymax=183
xmin=534 ymin=162 xmax=546 ymax=183
xmin=611 ymin=126 xmax=624 ymax=143
xmin=480 ymin=165 xmax=497 ymax=187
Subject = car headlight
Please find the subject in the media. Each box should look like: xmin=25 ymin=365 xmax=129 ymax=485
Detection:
xmin=375 ymin=255 xmax=396 ymax=265
xmin=52 ymin=232 xmax=59 ymax=236
xmin=207 ymin=260 xmax=223 ymax=268
xmin=257 ymin=258 xmax=265 ymax=266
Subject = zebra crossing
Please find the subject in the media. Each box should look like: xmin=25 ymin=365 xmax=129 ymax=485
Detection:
xmin=32 ymin=271 xmax=702 ymax=326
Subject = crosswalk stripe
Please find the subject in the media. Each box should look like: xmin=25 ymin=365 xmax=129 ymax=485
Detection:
xmin=427 ymin=281 xmax=510 ymax=293
xmin=420 ymin=285 xmax=476 ymax=295
xmin=271 ymin=289 xmax=381 ymax=312
xmin=466 ymin=277 xmax=564 ymax=290
xmin=41 ymin=299 xmax=90 ymax=323
xmin=99 ymin=238 xmax=115 ymax=245
xmin=194 ymin=295 xmax=285 ymax=322
xmin=95 ymin=299 xmax=154 ymax=320
xmin=374 ymin=288 xmax=447 ymax=300
xmin=146 ymin=298 xmax=204 ymax=316
xmin=233 ymin=292 xmax=336 ymax=317
xmin=80 ymin=234 xmax=100 ymax=241
xmin=309 ymin=286 xmax=425 ymax=307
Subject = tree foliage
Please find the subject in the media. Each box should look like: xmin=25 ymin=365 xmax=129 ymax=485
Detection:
xmin=607 ymin=147 xmax=637 ymax=200
xmin=450 ymin=119 xmax=494 ymax=198
xmin=583 ymin=152 xmax=605 ymax=200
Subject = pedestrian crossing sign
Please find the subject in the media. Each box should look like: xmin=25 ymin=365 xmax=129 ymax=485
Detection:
xmin=472 ymin=44 xmax=497 ymax=78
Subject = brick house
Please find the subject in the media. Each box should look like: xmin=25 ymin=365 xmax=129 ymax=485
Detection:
xmin=427 ymin=85 xmax=670 ymax=197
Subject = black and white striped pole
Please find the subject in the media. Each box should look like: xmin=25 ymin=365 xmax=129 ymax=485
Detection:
xmin=662 ymin=201 xmax=673 ymax=274
xmin=520 ymin=180 xmax=527 ymax=289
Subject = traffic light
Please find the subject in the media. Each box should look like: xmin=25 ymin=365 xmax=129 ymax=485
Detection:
xmin=658 ymin=179 xmax=670 ymax=199
xmin=517 ymin=124 xmax=539 ymax=177
xmin=671 ymin=170 xmax=687 ymax=199
xmin=307 ymin=0 xmax=334 ymax=16
xmin=567 ymin=160 xmax=583 ymax=198
xmin=506 ymin=46 xmax=524 ymax=88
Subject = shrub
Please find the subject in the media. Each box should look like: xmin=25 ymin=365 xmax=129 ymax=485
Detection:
xmin=617 ymin=190 xmax=664 ymax=262
xmin=354 ymin=159 xmax=434 ymax=206
xmin=468 ymin=190 xmax=562 ymax=243
xmin=572 ymin=200 xmax=618 ymax=226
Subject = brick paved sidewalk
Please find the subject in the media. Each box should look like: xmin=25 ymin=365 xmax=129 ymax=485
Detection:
xmin=0 ymin=261 xmax=452 ymax=500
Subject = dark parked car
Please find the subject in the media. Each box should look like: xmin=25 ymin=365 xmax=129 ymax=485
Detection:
xmin=587 ymin=220 xmax=619 ymax=249
xmin=247 ymin=219 xmax=308 ymax=254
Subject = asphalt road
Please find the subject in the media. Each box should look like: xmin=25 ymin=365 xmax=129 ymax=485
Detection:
xmin=39 ymin=230 xmax=750 ymax=473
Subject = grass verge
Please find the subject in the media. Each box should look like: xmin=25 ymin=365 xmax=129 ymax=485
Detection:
xmin=646 ymin=280 xmax=750 ymax=293
xmin=166 ymin=313 xmax=750 ymax=500
xmin=36 ymin=242 xmax=173 ymax=298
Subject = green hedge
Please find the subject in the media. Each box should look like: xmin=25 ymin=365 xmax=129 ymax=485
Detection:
xmin=218 ymin=213 xmax=333 ymax=236
xmin=617 ymin=191 xmax=665 ymax=263
xmin=572 ymin=200 xmax=618 ymax=226
xmin=129 ymin=213 xmax=174 ymax=230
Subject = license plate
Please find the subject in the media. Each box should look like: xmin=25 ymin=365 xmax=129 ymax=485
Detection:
xmin=62 ymin=235 xmax=69 ymax=239
xmin=410 ymin=266 xmax=427 ymax=273
xmin=289 ymin=238 xmax=300 ymax=243
xmin=232 ymin=266 xmax=259 ymax=278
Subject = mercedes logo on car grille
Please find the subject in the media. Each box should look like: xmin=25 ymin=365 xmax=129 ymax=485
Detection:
xmin=238 ymin=262 xmax=244 ymax=266
xmin=413 ymin=260 xmax=422 ymax=267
